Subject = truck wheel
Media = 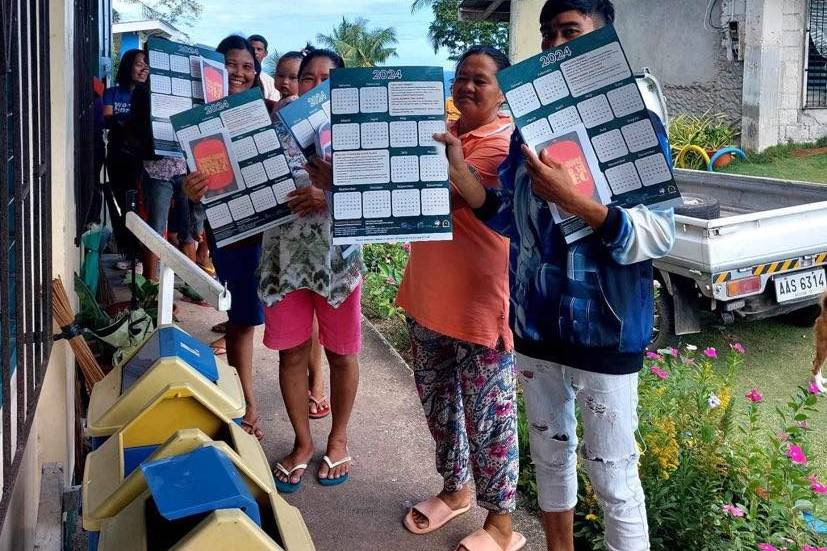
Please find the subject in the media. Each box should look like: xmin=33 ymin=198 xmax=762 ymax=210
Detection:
xmin=675 ymin=193 xmax=720 ymax=220
xmin=782 ymin=304 xmax=822 ymax=327
xmin=649 ymin=285 xmax=675 ymax=351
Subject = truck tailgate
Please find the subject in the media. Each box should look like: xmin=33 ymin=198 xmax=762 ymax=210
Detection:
xmin=667 ymin=170 xmax=827 ymax=274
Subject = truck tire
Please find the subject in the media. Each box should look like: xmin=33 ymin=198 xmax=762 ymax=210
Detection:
xmin=675 ymin=193 xmax=720 ymax=220
xmin=649 ymin=285 xmax=675 ymax=351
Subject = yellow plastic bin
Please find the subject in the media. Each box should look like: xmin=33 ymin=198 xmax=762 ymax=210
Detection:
xmin=83 ymin=385 xmax=272 ymax=532
xmin=96 ymin=451 xmax=315 ymax=550
xmin=87 ymin=325 xmax=244 ymax=447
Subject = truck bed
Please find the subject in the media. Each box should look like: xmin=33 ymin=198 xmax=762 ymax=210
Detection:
xmin=662 ymin=169 xmax=827 ymax=275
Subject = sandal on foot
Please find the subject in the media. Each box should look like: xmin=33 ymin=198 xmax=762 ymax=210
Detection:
xmin=274 ymin=462 xmax=308 ymax=494
xmin=210 ymin=336 xmax=226 ymax=356
xmin=455 ymin=530 xmax=526 ymax=551
xmin=308 ymin=393 xmax=331 ymax=419
xmin=240 ymin=417 xmax=264 ymax=441
xmin=318 ymin=455 xmax=351 ymax=487
xmin=403 ymin=496 xmax=471 ymax=535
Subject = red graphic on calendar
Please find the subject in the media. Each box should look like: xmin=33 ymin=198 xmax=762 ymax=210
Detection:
xmin=201 ymin=58 xmax=228 ymax=103
xmin=541 ymin=138 xmax=597 ymax=200
xmin=535 ymin=127 xmax=612 ymax=236
xmin=191 ymin=132 xmax=241 ymax=199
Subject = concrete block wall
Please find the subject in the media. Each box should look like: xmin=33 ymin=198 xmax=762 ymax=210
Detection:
xmin=778 ymin=0 xmax=827 ymax=144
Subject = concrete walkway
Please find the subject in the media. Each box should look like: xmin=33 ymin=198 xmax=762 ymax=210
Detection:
xmin=176 ymin=299 xmax=545 ymax=551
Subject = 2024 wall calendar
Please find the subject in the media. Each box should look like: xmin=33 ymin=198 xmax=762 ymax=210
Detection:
xmin=170 ymin=88 xmax=298 ymax=247
xmin=329 ymin=67 xmax=452 ymax=245
xmin=496 ymin=25 xmax=681 ymax=242
xmin=146 ymin=37 xmax=225 ymax=157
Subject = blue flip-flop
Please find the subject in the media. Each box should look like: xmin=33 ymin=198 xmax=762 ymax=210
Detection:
xmin=318 ymin=455 xmax=352 ymax=487
xmin=274 ymin=462 xmax=307 ymax=494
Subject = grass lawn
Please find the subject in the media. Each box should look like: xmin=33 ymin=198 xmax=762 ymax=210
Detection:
xmin=676 ymin=316 xmax=823 ymax=471
xmin=718 ymin=139 xmax=827 ymax=183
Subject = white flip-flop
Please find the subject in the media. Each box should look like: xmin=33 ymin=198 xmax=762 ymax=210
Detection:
xmin=318 ymin=455 xmax=352 ymax=487
xmin=274 ymin=462 xmax=308 ymax=494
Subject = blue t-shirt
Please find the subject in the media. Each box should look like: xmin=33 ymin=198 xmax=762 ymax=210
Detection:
xmin=102 ymin=86 xmax=133 ymax=125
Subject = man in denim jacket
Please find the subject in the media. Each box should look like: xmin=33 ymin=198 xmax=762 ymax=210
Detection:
xmin=437 ymin=1 xmax=675 ymax=549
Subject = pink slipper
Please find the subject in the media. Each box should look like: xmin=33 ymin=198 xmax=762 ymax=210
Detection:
xmin=403 ymin=496 xmax=471 ymax=535
xmin=454 ymin=529 xmax=526 ymax=551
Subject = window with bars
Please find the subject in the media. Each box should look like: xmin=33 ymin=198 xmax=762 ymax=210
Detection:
xmin=0 ymin=0 xmax=52 ymax=523
xmin=807 ymin=0 xmax=827 ymax=108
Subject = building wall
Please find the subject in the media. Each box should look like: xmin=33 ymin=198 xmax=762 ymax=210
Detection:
xmin=777 ymin=0 xmax=827 ymax=144
xmin=614 ymin=0 xmax=744 ymax=129
xmin=0 ymin=0 xmax=78 ymax=548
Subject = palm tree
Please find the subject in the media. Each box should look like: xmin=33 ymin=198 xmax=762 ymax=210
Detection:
xmin=316 ymin=17 xmax=398 ymax=67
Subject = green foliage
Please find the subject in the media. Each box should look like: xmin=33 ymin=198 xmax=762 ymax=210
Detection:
xmin=316 ymin=17 xmax=398 ymax=68
xmin=516 ymin=345 xmax=827 ymax=550
xmin=719 ymin=138 xmax=827 ymax=184
xmin=122 ymin=272 xmax=159 ymax=321
xmin=669 ymin=113 xmax=737 ymax=170
xmin=413 ymin=0 xmax=509 ymax=60
xmin=361 ymin=243 xmax=409 ymax=320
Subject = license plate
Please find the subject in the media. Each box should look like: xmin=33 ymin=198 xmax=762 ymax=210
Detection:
xmin=774 ymin=268 xmax=827 ymax=303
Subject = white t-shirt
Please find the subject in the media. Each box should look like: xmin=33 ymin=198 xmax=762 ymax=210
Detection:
xmin=260 ymin=73 xmax=281 ymax=101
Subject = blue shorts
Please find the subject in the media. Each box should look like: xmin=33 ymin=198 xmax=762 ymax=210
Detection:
xmin=211 ymin=242 xmax=264 ymax=327
xmin=142 ymin=173 xmax=186 ymax=236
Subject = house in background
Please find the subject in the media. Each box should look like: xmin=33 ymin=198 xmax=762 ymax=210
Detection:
xmin=460 ymin=0 xmax=827 ymax=151
xmin=112 ymin=0 xmax=189 ymax=58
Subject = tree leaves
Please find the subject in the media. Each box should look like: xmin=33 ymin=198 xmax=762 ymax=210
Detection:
xmin=316 ymin=17 xmax=398 ymax=68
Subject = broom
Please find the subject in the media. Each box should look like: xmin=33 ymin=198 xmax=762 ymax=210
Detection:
xmin=52 ymin=277 xmax=105 ymax=389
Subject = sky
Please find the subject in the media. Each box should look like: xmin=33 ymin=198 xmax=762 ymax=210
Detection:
xmin=182 ymin=0 xmax=454 ymax=68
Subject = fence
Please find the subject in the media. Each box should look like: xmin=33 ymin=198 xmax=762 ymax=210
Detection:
xmin=806 ymin=0 xmax=827 ymax=108
xmin=0 ymin=0 xmax=53 ymax=524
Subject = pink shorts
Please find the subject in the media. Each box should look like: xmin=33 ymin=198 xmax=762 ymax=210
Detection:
xmin=263 ymin=284 xmax=362 ymax=356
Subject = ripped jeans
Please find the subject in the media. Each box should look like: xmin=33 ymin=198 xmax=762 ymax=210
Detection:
xmin=518 ymin=353 xmax=649 ymax=551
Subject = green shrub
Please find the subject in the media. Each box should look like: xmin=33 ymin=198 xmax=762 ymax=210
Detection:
xmin=362 ymin=243 xmax=409 ymax=320
xmin=518 ymin=344 xmax=827 ymax=550
xmin=669 ymin=112 xmax=738 ymax=170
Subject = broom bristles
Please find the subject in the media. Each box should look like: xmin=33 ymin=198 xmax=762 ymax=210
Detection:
xmin=51 ymin=278 xmax=105 ymax=388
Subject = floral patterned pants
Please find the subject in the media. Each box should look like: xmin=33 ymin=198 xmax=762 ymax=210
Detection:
xmin=407 ymin=319 xmax=518 ymax=513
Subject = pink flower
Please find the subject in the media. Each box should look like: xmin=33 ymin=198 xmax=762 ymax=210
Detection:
xmin=645 ymin=351 xmax=663 ymax=361
xmin=757 ymin=545 xmax=778 ymax=551
xmin=745 ymin=388 xmax=764 ymax=403
xmin=703 ymin=347 xmax=717 ymax=359
xmin=722 ymin=503 xmax=745 ymax=517
xmin=797 ymin=420 xmax=810 ymax=429
xmin=786 ymin=443 xmax=808 ymax=465
xmin=801 ymin=546 xmax=827 ymax=551
xmin=730 ymin=342 xmax=746 ymax=353
xmin=402 ymin=242 xmax=411 ymax=252
xmin=650 ymin=366 xmax=669 ymax=380
xmin=670 ymin=346 xmax=679 ymax=357
xmin=809 ymin=380 xmax=823 ymax=395
xmin=385 ymin=276 xmax=395 ymax=285
xmin=809 ymin=475 xmax=827 ymax=495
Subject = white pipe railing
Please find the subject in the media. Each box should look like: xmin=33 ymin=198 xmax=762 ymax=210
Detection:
xmin=125 ymin=212 xmax=231 ymax=324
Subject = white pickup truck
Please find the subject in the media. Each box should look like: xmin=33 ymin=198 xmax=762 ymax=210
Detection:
xmin=633 ymin=71 xmax=827 ymax=348
xmin=651 ymin=169 xmax=827 ymax=348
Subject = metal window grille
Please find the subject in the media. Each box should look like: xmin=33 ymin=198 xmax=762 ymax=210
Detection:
xmin=0 ymin=0 xmax=53 ymax=523
xmin=806 ymin=0 xmax=827 ymax=108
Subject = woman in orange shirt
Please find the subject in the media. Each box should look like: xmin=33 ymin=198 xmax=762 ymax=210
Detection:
xmin=397 ymin=46 xmax=524 ymax=551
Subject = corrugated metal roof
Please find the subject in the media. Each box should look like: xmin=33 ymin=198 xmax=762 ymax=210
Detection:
xmin=458 ymin=0 xmax=511 ymax=22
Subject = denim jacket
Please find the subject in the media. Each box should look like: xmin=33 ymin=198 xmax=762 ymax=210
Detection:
xmin=476 ymin=120 xmax=676 ymax=375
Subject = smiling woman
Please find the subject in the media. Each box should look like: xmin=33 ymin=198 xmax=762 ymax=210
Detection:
xmin=395 ymin=45 xmax=525 ymax=551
